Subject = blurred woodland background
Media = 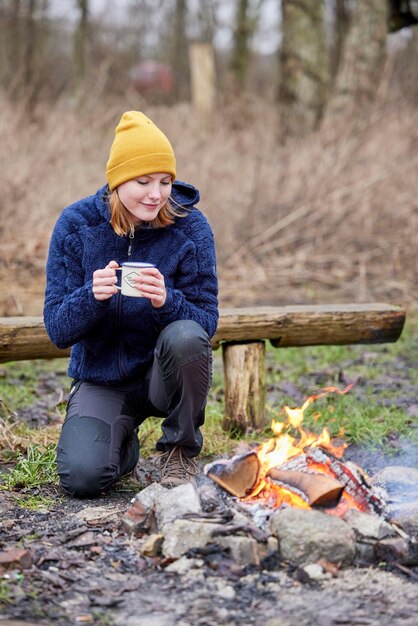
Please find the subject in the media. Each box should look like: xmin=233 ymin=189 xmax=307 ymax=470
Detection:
xmin=0 ymin=0 xmax=417 ymax=315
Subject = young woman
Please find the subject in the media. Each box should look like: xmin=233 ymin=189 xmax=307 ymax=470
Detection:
xmin=44 ymin=111 xmax=218 ymax=498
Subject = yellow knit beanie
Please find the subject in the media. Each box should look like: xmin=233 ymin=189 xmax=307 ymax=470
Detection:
xmin=106 ymin=111 xmax=176 ymax=190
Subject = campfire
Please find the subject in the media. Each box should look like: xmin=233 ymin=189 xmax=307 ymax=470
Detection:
xmin=121 ymin=384 xmax=417 ymax=572
xmin=205 ymin=385 xmax=387 ymax=518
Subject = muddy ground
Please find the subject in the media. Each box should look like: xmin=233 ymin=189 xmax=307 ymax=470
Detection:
xmin=1 ymin=338 xmax=418 ymax=625
xmin=1 ymin=469 xmax=418 ymax=626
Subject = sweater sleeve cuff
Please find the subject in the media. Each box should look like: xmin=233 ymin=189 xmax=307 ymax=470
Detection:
xmin=151 ymin=288 xmax=182 ymax=323
xmin=85 ymin=281 xmax=112 ymax=314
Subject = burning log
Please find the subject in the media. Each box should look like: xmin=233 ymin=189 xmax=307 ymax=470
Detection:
xmin=206 ymin=444 xmax=388 ymax=517
xmin=276 ymin=447 xmax=387 ymax=516
xmin=267 ymin=468 xmax=344 ymax=507
xmin=206 ymin=448 xmax=344 ymax=508
xmin=205 ymin=450 xmax=261 ymax=498
xmin=307 ymin=448 xmax=387 ymax=517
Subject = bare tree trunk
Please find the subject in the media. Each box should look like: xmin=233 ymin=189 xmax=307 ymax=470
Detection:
xmin=331 ymin=0 xmax=350 ymax=79
xmin=189 ymin=41 xmax=216 ymax=128
xmin=194 ymin=0 xmax=216 ymax=44
xmin=327 ymin=0 xmax=388 ymax=116
xmin=74 ymin=0 xmax=89 ymax=89
xmin=172 ymin=0 xmax=189 ymax=101
xmin=278 ymin=0 xmax=329 ymax=136
xmin=412 ymin=26 xmax=418 ymax=103
xmin=230 ymin=0 xmax=252 ymax=91
xmin=10 ymin=0 xmax=23 ymax=82
xmin=23 ymin=0 xmax=37 ymax=91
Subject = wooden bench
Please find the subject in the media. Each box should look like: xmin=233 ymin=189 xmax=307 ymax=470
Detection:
xmin=0 ymin=303 xmax=406 ymax=432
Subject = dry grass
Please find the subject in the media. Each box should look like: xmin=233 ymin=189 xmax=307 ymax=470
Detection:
xmin=0 ymin=90 xmax=417 ymax=315
xmin=0 ymin=417 xmax=60 ymax=462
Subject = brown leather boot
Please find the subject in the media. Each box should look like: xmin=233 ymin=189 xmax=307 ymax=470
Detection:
xmin=155 ymin=446 xmax=198 ymax=489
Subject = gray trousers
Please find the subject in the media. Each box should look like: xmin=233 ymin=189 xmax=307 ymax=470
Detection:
xmin=56 ymin=320 xmax=212 ymax=498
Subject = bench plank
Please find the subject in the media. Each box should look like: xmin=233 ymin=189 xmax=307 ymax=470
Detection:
xmin=0 ymin=303 xmax=406 ymax=363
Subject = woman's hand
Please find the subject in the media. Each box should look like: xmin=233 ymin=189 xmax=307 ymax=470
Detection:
xmin=92 ymin=260 xmax=119 ymax=301
xmin=134 ymin=267 xmax=167 ymax=308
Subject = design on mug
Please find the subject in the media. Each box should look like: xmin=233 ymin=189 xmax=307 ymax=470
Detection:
xmin=123 ymin=271 xmax=141 ymax=287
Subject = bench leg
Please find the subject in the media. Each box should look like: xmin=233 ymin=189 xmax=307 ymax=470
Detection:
xmin=222 ymin=340 xmax=267 ymax=433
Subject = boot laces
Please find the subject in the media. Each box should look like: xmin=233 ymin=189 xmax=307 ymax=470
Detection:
xmin=155 ymin=446 xmax=198 ymax=483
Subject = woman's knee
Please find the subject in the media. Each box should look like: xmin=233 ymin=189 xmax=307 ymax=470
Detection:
xmin=56 ymin=415 xmax=115 ymax=498
xmin=156 ymin=320 xmax=211 ymax=368
xmin=57 ymin=458 xmax=111 ymax=498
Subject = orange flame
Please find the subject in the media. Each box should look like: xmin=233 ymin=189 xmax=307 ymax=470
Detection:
xmin=256 ymin=384 xmax=353 ymax=475
xmin=246 ymin=384 xmax=355 ymax=507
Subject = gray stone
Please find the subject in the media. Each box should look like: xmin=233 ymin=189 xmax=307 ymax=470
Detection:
xmin=355 ymin=541 xmax=376 ymax=565
xmin=155 ymin=482 xmax=202 ymax=530
xmin=343 ymin=509 xmax=395 ymax=539
xmin=301 ymin=563 xmax=326 ymax=580
xmin=133 ymin=482 xmax=165 ymax=510
xmin=165 ymin=556 xmax=204 ymax=574
xmin=122 ymin=483 xmax=167 ymax=535
xmin=371 ymin=466 xmax=418 ymax=503
xmin=197 ymin=483 xmax=221 ymax=509
xmin=371 ymin=465 xmax=418 ymax=535
xmin=231 ymin=509 xmax=252 ymax=526
xmin=375 ymin=536 xmax=413 ymax=564
xmin=218 ymin=534 xmax=260 ymax=566
xmin=162 ymin=519 xmax=217 ymax=558
xmin=269 ymin=508 xmax=355 ymax=566
xmin=388 ymin=501 xmax=418 ymax=536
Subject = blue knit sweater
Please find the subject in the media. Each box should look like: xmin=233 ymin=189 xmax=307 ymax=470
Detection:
xmin=44 ymin=181 xmax=219 ymax=384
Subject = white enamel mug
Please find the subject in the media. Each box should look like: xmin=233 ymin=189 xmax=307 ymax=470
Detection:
xmin=115 ymin=262 xmax=156 ymax=297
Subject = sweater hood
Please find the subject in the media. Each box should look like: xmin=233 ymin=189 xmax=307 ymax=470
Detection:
xmin=94 ymin=180 xmax=200 ymax=222
xmin=171 ymin=180 xmax=200 ymax=207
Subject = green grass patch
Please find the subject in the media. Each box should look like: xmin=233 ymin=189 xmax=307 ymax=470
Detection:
xmin=1 ymin=443 xmax=58 ymax=489
xmin=0 ymin=362 xmax=42 ymax=416
xmin=137 ymin=417 xmax=161 ymax=458
xmin=10 ymin=493 xmax=60 ymax=511
xmin=201 ymin=404 xmax=242 ymax=457
xmin=292 ymin=395 xmax=416 ymax=447
xmin=0 ymin=359 xmax=68 ymax=415
xmin=0 ymin=579 xmax=13 ymax=605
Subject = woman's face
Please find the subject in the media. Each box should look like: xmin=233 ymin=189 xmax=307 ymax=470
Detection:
xmin=117 ymin=173 xmax=172 ymax=223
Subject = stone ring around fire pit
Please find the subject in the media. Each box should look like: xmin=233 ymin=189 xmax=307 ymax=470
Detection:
xmin=120 ymin=461 xmax=418 ymax=572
